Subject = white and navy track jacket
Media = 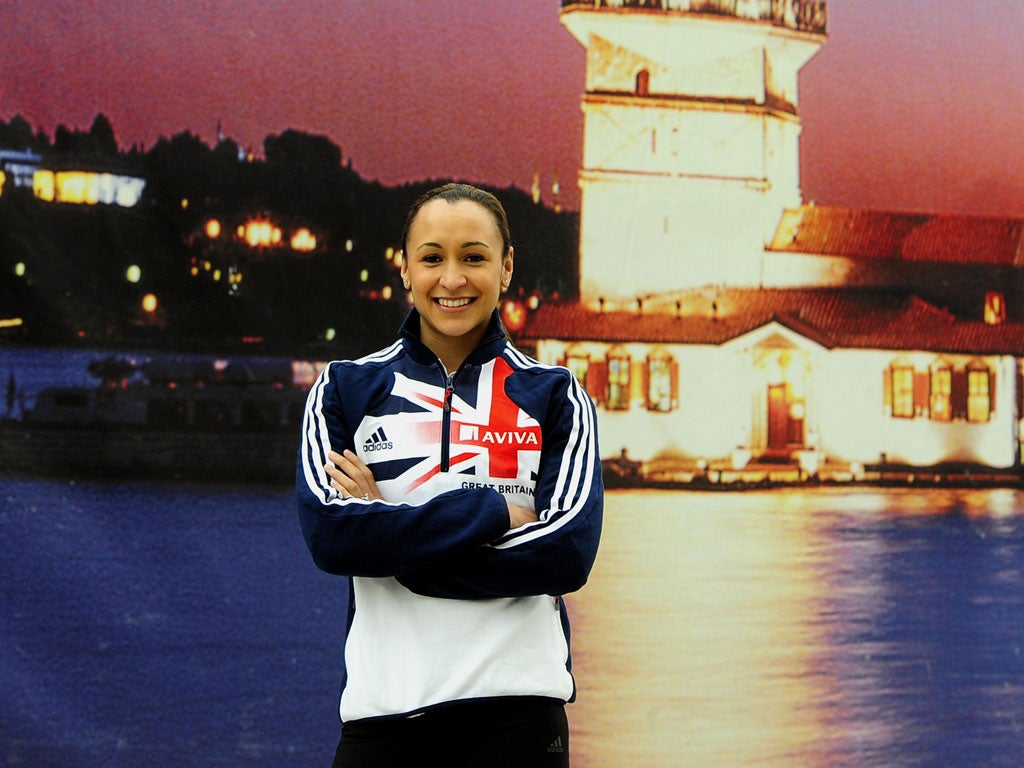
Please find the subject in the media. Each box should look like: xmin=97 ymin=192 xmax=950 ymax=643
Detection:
xmin=296 ymin=309 xmax=603 ymax=723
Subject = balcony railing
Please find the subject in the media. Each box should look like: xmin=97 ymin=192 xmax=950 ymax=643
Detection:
xmin=560 ymin=0 xmax=828 ymax=36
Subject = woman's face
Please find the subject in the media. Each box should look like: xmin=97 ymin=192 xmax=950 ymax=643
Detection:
xmin=401 ymin=198 xmax=513 ymax=366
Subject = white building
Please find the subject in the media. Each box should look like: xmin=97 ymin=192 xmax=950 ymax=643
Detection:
xmin=521 ymin=1 xmax=1024 ymax=482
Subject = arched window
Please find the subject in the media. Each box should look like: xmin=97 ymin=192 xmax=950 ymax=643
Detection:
xmin=929 ymin=360 xmax=952 ymax=422
xmin=966 ymin=361 xmax=993 ymax=423
xmin=606 ymin=347 xmax=631 ymax=411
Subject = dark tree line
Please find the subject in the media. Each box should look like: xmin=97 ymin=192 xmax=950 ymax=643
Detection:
xmin=0 ymin=114 xmax=578 ymax=357
xmin=1 ymin=113 xmax=122 ymax=162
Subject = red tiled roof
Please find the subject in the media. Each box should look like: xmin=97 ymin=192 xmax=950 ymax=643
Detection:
xmin=768 ymin=205 xmax=1024 ymax=266
xmin=520 ymin=288 xmax=1024 ymax=356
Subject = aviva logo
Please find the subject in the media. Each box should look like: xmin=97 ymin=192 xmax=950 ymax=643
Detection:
xmin=459 ymin=424 xmax=539 ymax=446
xmin=362 ymin=426 xmax=393 ymax=452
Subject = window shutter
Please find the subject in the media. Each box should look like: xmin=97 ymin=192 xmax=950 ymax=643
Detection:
xmin=989 ymin=369 xmax=997 ymax=413
xmin=914 ymin=371 xmax=929 ymax=416
xmin=883 ymin=366 xmax=892 ymax=412
xmin=587 ymin=360 xmax=608 ymax=406
xmin=1017 ymin=369 xmax=1023 ymax=418
xmin=951 ymin=369 xmax=968 ymax=420
xmin=670 ymin=357 xmax=680 ymax=409
xmin=642 ymin=357 xmax=652 ymax=409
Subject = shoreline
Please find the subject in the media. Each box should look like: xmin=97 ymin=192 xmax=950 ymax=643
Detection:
xmin=603 ymin=454 xmax=1024 ymax=492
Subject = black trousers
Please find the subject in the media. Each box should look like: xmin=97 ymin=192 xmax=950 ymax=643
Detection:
xmin=331 ymin=696 xmax=570 ymax=768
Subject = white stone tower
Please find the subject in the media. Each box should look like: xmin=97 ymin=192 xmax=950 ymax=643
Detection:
xmin=559 ymin=0 xmax=827 ymax=306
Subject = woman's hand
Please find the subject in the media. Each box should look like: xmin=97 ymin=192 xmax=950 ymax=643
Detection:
xmin=326 ymin=448 xmax=535 ymax=529
xmin=507 ymin=503 xmax=538 ymax=529
xmin=325 ymin=449 xmax=382 ymax=501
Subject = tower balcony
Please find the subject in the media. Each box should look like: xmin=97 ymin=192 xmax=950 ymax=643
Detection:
xmin=560 ymin=0 xmax=827 ymax=36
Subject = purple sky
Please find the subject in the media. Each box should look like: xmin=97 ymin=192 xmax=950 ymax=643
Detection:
xmin=3 ymin=0 xmax=1023 ymax=216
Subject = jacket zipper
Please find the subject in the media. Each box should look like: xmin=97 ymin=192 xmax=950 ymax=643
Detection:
xmin=440 ymin=370 xmax=455 ymax=472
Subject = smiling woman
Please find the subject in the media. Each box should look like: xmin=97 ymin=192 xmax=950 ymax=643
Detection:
xmin=295 ymin=182 xmax=604 ymax=767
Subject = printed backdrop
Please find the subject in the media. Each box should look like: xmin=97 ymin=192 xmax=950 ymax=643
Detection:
xmin=3 ymin=2 xmax=1024 ymax=767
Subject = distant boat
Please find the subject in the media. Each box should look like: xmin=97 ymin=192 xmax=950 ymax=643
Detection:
xmin=0 ymin=355 xmax=314 ymax=484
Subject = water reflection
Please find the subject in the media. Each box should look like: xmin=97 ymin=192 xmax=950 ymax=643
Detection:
xmin=568 ymin=488 xmax=1024 ymax=767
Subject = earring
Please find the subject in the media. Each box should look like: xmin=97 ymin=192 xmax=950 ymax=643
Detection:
xmin=403 ymin=280 xmax=410 ymax=289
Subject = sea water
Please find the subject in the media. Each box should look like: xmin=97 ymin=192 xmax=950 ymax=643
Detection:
xmin=3 ymin=480 xmax=1023 ymax=767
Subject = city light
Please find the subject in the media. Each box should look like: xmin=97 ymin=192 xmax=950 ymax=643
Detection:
xmin=57 ymin=172 xmax=94 ymax=204
xmin=33 ymin=171 xmax=55 ymax=202
xmin=243 ymin=219 xmax=275 ymax=247
xmin=291 ymin=227 xmax=317 ymax=252
xmin=141 ymin=294 xmax=158 ymax=313
xmin=28 ymin=171 xmax=146 ymax=207
xmin=502 ymin=300 xmax=527 ymax=332
xmin=241 ymin=218 xmax=285 ymax=248
xmin=201 ymin=215 xmax=317 ymax=253
xmin=126 ymin=265 xmax=142 ymax=283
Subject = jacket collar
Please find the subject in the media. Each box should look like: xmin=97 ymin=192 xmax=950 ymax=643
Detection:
xmin=399 ymin=308 xmax=508 ymax=369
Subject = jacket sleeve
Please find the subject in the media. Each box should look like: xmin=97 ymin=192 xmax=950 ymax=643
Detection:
xmin=396 ymin=369 xmax=603 ymax=599
xmin=296 ymin=361 xmax=511 ymax=577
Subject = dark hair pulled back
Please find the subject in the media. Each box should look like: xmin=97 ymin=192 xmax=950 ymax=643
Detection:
xmin=401 ymin=183 xmax=512 ymax=258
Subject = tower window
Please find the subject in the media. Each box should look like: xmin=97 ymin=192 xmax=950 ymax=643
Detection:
xmin=635 ymin=69 xmax=650 ymax=97
xmin=985 ymin=291 xmax=1006 ymax=325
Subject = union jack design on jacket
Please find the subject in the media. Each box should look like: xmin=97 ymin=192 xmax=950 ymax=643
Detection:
xmin=296 ymin=309 xmax=603 ymax=723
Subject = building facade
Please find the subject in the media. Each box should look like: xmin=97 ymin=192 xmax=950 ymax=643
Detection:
xmin=560 ymin=0 xmax=826 ymax=303
xmin=521 ymin=1 xmax=1024 ymax=479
